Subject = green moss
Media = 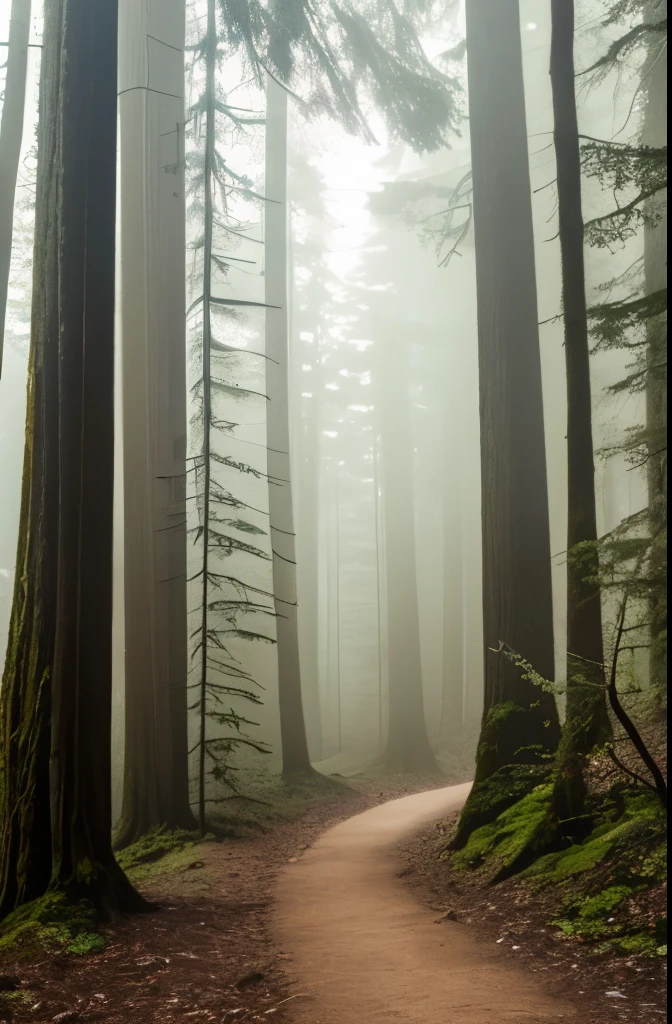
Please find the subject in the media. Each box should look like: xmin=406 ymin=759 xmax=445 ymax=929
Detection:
xmin=0 ymin=890 xmax=103 ymax=958
xmin=116 ymin=825 xmax=207 ymax=884
xmin=452 ymin=783 xmax=554 ymax=878
xmin=615 ymin=934 xmax=660 ymax=956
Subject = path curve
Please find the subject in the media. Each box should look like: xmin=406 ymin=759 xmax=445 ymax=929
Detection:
xmin=273 ymin=784 xmax=576 ymax=1023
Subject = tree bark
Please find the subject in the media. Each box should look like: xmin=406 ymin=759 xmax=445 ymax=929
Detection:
xmin=380 ymin=337 xmax=441 ymax=776
xmin=0 ymin=0 xmax=146 ymax=915
xmin=0 ymin=0 xmax=31 ymax=377
xmin=47 ymin=0 xmax=145 ymax=911
xmin=0 ymin=1 xmax=53 ymax=914
xmin=464 ymin=0 xmax=561 ymax=775
xmin=641 ymin=3 xmax=667 ymax=695
xmin=264 ymin=75 xmax=315 ymax=778
xmin=550 ymin=0 xmax=612 ymax=776
xmin=115 ymin=0 xmax=195 ymax=849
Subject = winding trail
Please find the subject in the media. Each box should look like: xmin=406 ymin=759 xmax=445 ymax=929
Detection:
xmin=274 ymin=783 xmax=576 ymax=1023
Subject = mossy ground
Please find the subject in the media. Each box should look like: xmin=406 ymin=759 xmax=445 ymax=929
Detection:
xmin=447 ymin=780 xmax=667 ymax=957
xmin=0 ymin=890 xmax=104 ymax=959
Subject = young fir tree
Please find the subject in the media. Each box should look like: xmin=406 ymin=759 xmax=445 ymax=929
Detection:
xmin=0 ymin=0 xmax=31 ymax=376
xmin=1 ymin=0 xmax=145 ymax=916
xmin=452 ymin=0 xmax=561 ymax=847
xmin=187 ymin=0 xmax=278 ymax=829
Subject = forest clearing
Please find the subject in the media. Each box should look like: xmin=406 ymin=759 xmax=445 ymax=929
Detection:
xmin=0 ymin=0 xmax=667 ymax=1022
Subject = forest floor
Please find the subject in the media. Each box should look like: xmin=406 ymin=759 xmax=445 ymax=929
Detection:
xmin=0 ymin=739 xmax=665 ymax=1024
xmin=399 ymin=723 xmax=667 ymax=1024
xmin=0 ymin=771 xmax=450 ymax=1024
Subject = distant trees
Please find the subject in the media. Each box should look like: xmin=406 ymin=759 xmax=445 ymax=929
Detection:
xmin=0 ymin=0 xmax=31 ymax=376
xmin=455 ymin=0 xmax=561 ymax=846
xmin=379 ymin=335 xmax=441 ymax=775
xmin=1 ymin=0 xmax=143 ymax=915
xmin=265 ymin=75 xmax=315 ymax=778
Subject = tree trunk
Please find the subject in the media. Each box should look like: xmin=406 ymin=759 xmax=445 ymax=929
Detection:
xmin=2 ymin=0 xmax=146 ymax=914
xmin=0 ymin=3 xmax=53 ymax=913
xmin=380 ymin=338 xmax=441 ymax=776
xmin=465 ymin=0 xmax=561 ymax=769
xmin=438 ymin=439 xmax=464 ymax=745
xmin=115 ymin=0 xmax=195 ymax=849
xmin=196 ymin=0 xmax=217 ymax=832
xmin=550 ymin=0 xmax=612 ymax=790
xmin=642 ymin=4 xmax=667 ymax=695
xmin=291 ymin=214 xmax=323 ymax=762
xmin=0 ymin=0 xmax=31 ymax=377
xmin=264 ymin=75 xmax=315 ymax=778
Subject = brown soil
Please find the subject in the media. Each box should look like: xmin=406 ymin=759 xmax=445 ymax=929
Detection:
xmin=273 ymin=784 xmax=576 ymax=1023
xmin=0 ymin=774 xmax=444 ymax=1024
xmin=398 ymin=810 xmax=667 ymax=1024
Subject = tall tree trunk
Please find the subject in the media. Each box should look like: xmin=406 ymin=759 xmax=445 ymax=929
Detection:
xmin=0 ymin=1 xmax=53 ymax=914
xmin=462 ymin=0 xmax=560 ymax=804
xmin=196 ymin=0 xmax=216 ymax=832
xmin=381 ymin=338 xmax=441 ymax=775
xmin=48 ymin=0 xmax=144 ymax=911
xmin=0 ymin=0 xmax=31 ymax=377
xmin=642 ymin=4 xmax=667 ymax=695
xmin=1 ymin=0 xmax=147 ymax=914
xmin=550 ymin=0 xmax=611 ymax=803
xmin=115 ymin=0 xmax=195 ymax=849
xmin=264 ymin=75 xmax=315 ymax=779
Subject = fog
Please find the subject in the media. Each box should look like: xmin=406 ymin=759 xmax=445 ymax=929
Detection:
xmin=0 ymin=0 xmax=657 ymax=822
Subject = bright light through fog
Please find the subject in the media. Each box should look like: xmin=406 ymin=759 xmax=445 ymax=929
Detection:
xmin=323 ymin=431 xmax=338 ymax=438
xmin=302 ymin=364 xmax=312 ymax=371
xmin=325 ymin=383 xmax=339 ymax=391
xmin=526 ymin=22 xmax=537 ymax=30
xmin=302 ymin=392 xmax=313 ymax=398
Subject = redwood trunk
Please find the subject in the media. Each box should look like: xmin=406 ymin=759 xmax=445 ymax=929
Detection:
xmin=465 ymin=0 xmax=561 ymax=772
xmin=46 ymin=0 xmax=145 ymax=911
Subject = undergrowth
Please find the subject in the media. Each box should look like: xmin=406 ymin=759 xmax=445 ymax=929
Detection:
xmin=0 ymin=891 xmax=104 ymax=959
xmin=446 ymin=779 xmax=667 ymax=957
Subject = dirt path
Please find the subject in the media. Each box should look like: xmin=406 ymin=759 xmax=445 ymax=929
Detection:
xmin=274 ymin=784 xmax=577 ymax=1024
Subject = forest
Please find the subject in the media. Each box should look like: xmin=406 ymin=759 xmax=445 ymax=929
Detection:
xmin=0 ymin=0 xmax=667 ymax=1022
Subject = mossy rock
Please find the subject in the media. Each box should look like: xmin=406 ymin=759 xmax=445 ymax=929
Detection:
xmin=452 ymin=783 xmax=555 ymax=880
xmin=0 ymin=891 xmax=104 ymax=958
xmin=453 ymin=761 xmax=552 ymax=850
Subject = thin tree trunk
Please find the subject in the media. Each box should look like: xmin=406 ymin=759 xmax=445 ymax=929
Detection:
xmin=381 ymin=338 xmax=441 ymax=776
xmin=438 ymin=438 xmax=464 ymax=746
xmin=38 ymin=0 xmax=145 ymax=912
xmin=464 ymin=0 xmax=561 ymax=780
xmin=292 ymin=217 xmax=323 ymax=762
xmin=550 ymin=0 xmax=612 ymax=783
xmin=641 ymin=3 xmax=667 ymax=694
xmin=0 ymin=0 xmax=31 ymax=377
xmin=196 ymin=0 xmax=216 ymax=831
xmin=264 ymin=74 xmax=314 ymax=778
xmin=115 ymin=0 xmax=195 ymax=849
